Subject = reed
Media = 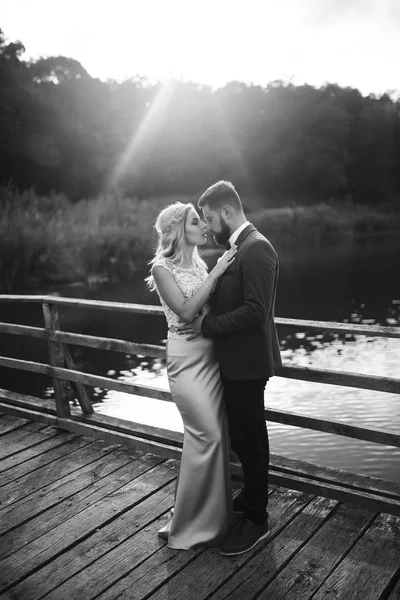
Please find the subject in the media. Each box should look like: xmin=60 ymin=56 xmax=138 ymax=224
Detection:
xmin=1 ymin=187 xmax=399 ymax=292
xmin=250 ymin=202 xmax=400 ymax=248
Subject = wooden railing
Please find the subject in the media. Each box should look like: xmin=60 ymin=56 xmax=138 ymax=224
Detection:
xmin=1 ymin=294 xmax=400 ymax=516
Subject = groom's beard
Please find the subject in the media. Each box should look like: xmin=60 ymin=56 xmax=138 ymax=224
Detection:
xmin=213 ymin=220 xmax=231 ymax=246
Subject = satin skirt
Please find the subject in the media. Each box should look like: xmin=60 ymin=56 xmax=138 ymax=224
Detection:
xmin=163 ymin=337 xmax=233 ymax=550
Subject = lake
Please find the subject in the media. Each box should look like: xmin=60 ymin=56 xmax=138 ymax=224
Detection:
xmin=1 ymin=233 xmax=400 ymax=481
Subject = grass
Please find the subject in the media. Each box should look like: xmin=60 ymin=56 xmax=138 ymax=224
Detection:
xmin=0 ymin=188 xmax=157 ymax=291
xmin=1 ymin=187 xmax=399 ymax=292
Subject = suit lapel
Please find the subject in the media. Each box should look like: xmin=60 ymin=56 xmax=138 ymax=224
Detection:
xmin=234 ymin=223 xmax=256 ymax=249
xmin=212 ymin=224 xmax=256 ymax=296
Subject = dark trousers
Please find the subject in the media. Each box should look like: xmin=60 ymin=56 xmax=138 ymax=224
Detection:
xmin=221 ymin=376 xmax=269 ymax=524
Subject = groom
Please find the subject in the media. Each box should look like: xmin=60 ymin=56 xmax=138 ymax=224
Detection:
xmin=189 ymin=180 xmax=282 ymax=556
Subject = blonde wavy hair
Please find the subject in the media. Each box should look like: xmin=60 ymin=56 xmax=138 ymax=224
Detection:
xmin=145 ymin=201 xmax=207 ymax=291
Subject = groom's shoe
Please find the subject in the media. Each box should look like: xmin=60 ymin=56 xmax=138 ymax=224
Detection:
xmin=220 ymin=517 xmax=270 ymax=556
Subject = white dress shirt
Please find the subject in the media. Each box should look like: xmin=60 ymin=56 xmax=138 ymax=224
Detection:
xmin=228 ymin=221 xmax=251 ymax=247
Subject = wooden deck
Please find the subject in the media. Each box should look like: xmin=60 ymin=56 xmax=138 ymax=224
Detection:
xmin=1 ymin=413 xmax=400 ymax=600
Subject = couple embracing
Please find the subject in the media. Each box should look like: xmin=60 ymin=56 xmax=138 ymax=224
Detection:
xmin=146 ymin=180 xmax=282 ymax=556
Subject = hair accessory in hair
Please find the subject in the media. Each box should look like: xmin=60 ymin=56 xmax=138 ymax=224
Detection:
xmin=161 ymin=205 xmax=189 ymax=235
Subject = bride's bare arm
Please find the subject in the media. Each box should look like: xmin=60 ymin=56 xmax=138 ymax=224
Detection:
xmin=153 ymin=247 xmax=237 ymax=323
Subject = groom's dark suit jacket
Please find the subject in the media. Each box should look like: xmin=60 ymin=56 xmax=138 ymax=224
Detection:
xmin=201 ymin=224 xmax=282 ymax=381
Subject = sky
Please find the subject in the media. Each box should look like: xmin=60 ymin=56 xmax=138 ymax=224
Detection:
xmin=2 ymin=0 xmax=400 ymax=96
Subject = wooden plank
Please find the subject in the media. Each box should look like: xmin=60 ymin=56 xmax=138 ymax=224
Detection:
xmin=387 ymin=576 xmax=400 ymax=599
xmin=0 ymin=430 xmax=78 ymax=475
xmin=54 ymin=331 xmax=166 ymax=358
xmin=278 ymin=365 xmax=400 ymax=395
xmin=0 ymin=413 xmax=29 ymax=435
xmin=256 ymin=504 xmax=375 ymax=600
xmin=143 ymin=497 xmax=338 ymax=600
xmin=277 ymin=317 xmax=400 ymax=338
xmin=2 ymin=353 xmax=400 ymax=402
xmin=0 ymin=459 xmax=174 ymax=594
xmin=7 ymin=392 xmax=398 ymax=503
xmin=266 ymin=407 xmax=400 ymax=447
xmin=3 ymin=402 xmax=400 ymax=517
xmin=0 ymin=431 xmax=82 ymax=485
xmin=17 ymin=409 xmax=400 ymax=519
xmin=42 ymin=302 xmax=71 ymax=417
xmin=0 ymin=295 xmax=45 ymax=303
xmin=0 ymin=437 xmax=101 ymax=513
xmin=0 ymin=294 xmax=165 ymax=315
xmin=312 ymin=513 xmax=400 ymax=600
xmin=0 ymin=447 xmax=147 ymax=560
xmin=205 ymin=497 xmax=340 ymax=600
xmin=39 ymin=297 xmax=165 ymax=315
xmin=3 ymin=318 xmax=400 ymax=372
xmin=3 ymin=402 xmax=400 ymax=518
xmin=8 ymin=478 xmax=244 ymax=600
xmin=4 ymin=382 xmax=400 ymax=454
xmin=0 ymin=403 xmax=182 ymax=460
xmin=0 ymin=405 xmax=184 ymax=475
xmin=3 ymin=353 xmax=400 ymax=405
xmin=40 ymin=480 xmax=237 ymax=600
xmin=94 ymin=518 xmax=201 ymax=600
xmin=96 ymin=488 xmax=317 ymax=600
xmin=0 ymin=388 xmax=183 ymax=446
xmin=2 ymin=394 xmax=399 ymax=508
xmin=1 ymin=296 xmax=398 ymax=338
xmin=61 ymin=343 xmax=93 ymax=414
xmin=0 ymin=421 xmax=61 ymax=460
xmin=0 ymin=388 xmax=57 ymax=413
xmin=268 ymin=469 xmax=400 ymax=517
xmin=0 ymin=321 xmax=47 ymax=338
xmin=17 ymin=481 xmax=175 ymax=600
xmin=12 ymin=386 xmax=397 ymax=456
xmin=0 ymin=321 xmax=167 ymax=357
xmin=0 ymin=356 xmax=173 ymax=401
xmin=76 ymin=411 xmax=183 ymax=447
xmin=5 ymin=478 xmax=176 ymax=600
xmin=0 ymin=406 xmax=268 ymax=493
xmin=270 ymin=454 xmax=400 ymax=502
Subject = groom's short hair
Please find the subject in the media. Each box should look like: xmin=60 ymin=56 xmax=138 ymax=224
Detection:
xmin=198 ymin=180 xmax=243 ymax=212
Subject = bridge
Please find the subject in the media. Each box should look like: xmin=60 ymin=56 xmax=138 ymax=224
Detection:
xmin=0 ymin=295 xmax=399 ymax=599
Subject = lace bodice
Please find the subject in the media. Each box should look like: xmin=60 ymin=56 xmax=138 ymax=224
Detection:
xmin=152 ymin=257 xmax=209 ymax=340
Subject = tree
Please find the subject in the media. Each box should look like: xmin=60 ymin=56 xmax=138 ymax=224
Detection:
xmin=0 ymin=28 xmax=399 ymax=207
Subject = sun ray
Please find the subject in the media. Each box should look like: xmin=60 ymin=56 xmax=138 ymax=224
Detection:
xmin=107 ymin=79 xmax=176 ymax=191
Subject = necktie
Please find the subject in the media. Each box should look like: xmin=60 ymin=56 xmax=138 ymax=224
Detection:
xmin=225 ymin=241 xmax=231 ymax=251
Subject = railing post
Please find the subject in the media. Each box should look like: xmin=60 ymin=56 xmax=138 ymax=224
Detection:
xmin=42 ymin=301 xmax=71 ymax=418
xmin=62 ymin=343 xmax=93 ymax=414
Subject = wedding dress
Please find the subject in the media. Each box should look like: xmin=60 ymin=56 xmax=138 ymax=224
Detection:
xmin=152 ymin=257 xmax=233 ymax=550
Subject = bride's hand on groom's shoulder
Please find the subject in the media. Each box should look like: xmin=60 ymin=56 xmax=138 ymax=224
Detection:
xmin=212 ymin=244 xmax=237 ymax=278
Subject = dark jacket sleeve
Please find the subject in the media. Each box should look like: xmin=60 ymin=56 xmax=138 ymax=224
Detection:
xmin=201 ymin=240 xmax=276 ymax=337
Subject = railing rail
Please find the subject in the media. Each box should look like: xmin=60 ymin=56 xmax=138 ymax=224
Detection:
xmin=0 ymin=293 xmax=399 ymax=419
xmin=1 ymin=294 xmax=400 ymax=515
xmin=1 ymin=294 xmax=399 ymax=338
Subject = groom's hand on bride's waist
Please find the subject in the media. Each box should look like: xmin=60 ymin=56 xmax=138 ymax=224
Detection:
xmin=177 ymin=313 xmax=205 ymax=340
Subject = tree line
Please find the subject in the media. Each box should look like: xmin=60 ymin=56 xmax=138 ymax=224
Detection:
xmin=1 ymin=28 xmax=399 ymax=206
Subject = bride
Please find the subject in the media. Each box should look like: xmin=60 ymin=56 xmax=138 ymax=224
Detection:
xmin=146 ymin=201 xmax=237 ymax=550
